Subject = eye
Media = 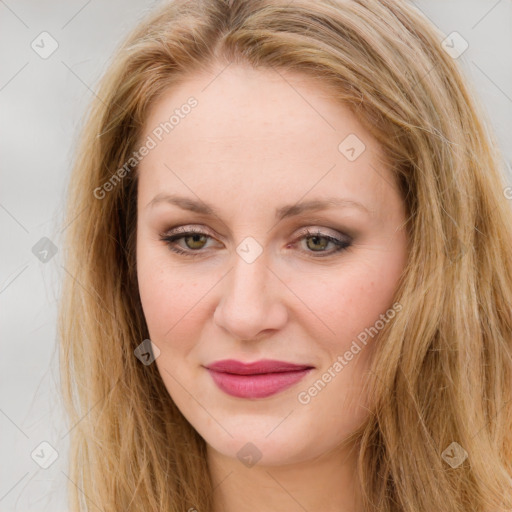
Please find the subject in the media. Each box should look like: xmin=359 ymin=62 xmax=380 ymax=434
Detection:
xmin=291 ymin=228 xmax=351 ymax=257
xmin=159 ymin=226 xmax=352 ymax=258
xmin=160 ymin=227 xmax=217 ymax=258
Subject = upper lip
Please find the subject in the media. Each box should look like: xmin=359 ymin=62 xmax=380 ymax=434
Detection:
xmin=205 ymin=359 xmax=314 ymax=375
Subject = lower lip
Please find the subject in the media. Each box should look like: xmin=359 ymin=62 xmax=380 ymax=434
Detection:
xmin=206 ymin=368 xmax=312 ymax=399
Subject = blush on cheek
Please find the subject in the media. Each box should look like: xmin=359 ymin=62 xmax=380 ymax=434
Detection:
xmin=311 ymin=275 xmax=398 ymax=354
xmin=138 ymin=271 xmax=205 ymax=348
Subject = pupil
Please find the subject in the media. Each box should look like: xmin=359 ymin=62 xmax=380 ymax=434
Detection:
xmin=309 ymin=235 xmax=327 ymax=251
xmin=187 ymin=234 xmax=205 ymax=249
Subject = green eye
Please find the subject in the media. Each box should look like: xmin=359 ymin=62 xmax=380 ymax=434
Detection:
xmin=160 ymin=227 xmax=351 ymax=258
xmin=305 ymin=234 xmax=330 ymax=251
xmin=182 ymin=233 xmax=208 ymax=250
xmin=297 ymin=229 xmax=351 ymax=257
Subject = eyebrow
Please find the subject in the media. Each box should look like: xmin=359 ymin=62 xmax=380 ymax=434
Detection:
xmin=146 ymin=193 xmax=372 ymax=221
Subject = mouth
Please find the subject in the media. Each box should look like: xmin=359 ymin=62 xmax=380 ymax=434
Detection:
xmin=204 ymin=359 xmax=314 ymax=399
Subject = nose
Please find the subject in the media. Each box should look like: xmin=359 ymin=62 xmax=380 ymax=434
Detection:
xmin=213 ymin=252 xmax=288 ymax=341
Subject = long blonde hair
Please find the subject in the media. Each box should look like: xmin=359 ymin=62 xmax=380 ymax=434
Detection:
xmin=58 ymin=1 xmax=512 ymax=510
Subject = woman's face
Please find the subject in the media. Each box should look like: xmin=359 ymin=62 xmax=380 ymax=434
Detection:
xmin=136 ymin=64 xmax=408 ymax=466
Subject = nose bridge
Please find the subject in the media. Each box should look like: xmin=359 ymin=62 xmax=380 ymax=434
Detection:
xmin=213 ymin=248 xmax=287 ymax=339
xmin=227 ymin=249 xmax=270 ymax=310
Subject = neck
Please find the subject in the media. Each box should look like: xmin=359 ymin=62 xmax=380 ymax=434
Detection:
xmin=207 ymin=440 xmax=364 ymax=512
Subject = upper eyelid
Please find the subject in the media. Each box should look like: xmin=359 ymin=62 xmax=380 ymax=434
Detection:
xmin=162 ymin=224 xmax=350 ymax=240
xmin=161 ymin=227 xmax=351 ymax=256
xmin=160 ymin=225 xmax=353 ymax=262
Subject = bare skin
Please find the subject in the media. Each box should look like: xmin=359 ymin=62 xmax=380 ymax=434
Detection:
xmin=136 ymin=63 xmax=408 ymax=512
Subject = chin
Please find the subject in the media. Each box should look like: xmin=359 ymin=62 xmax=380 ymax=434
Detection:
xmin=205 ymin=434 xmax=314 ymax=468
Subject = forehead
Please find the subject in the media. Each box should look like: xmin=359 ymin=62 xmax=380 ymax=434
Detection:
xmin=137 ymin=64 xmax=396 ymax=215
xmin=142 ymin=64 xmax=378 ymax=156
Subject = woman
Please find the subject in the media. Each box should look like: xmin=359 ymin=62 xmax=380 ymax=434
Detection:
xmin=58 ymin=0 xmax=512 ymax=511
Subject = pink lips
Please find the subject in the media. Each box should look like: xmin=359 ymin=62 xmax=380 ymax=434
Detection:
xmin=205 ymin=359 xmax=313 ymax=399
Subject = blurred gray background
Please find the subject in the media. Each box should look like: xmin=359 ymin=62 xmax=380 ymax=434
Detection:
xmin=1 ymin=1 xmax=511 ymax=510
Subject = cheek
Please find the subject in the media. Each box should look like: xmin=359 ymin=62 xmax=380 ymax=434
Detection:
xmin=136 ymin=243 xmax=218 ymax=350
xmin=287 ymin=248 xmax=405 ymax=352
xmin=137 ymin=243 xmax=188 ymax=340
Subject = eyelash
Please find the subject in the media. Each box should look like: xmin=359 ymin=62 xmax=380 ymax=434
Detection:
xmin=159 ymin=226 xmax=352 ymax=258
